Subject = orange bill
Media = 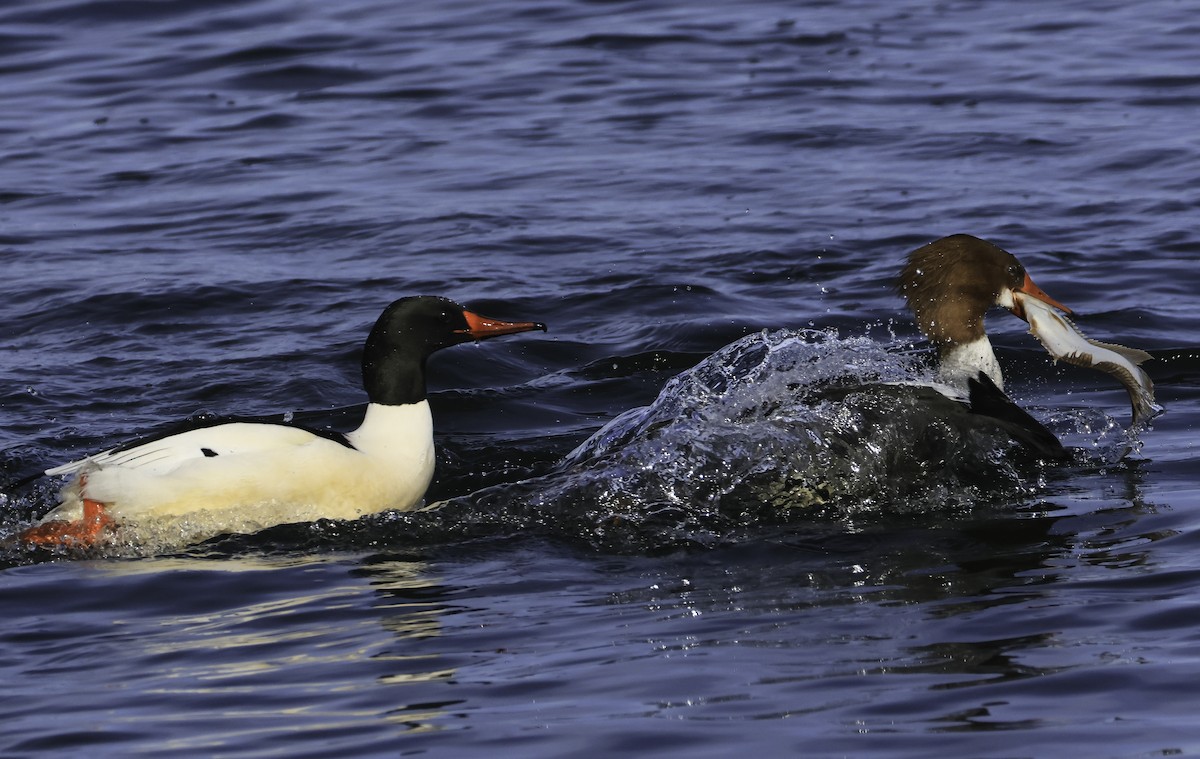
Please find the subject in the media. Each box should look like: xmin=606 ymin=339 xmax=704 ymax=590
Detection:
xmin=1011 ymin=272 xmax=1072 ymax=319
xmin=459 ymin=310 xmax=547 ymax=340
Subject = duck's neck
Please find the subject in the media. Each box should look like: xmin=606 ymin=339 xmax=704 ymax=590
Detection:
xmin=362 ymin=335 xmax=429 ymax=406
xmin=345 ymin=401 xmax=435 ymax=463
xmin=937 ymin=335 xmax=1004 ymax=391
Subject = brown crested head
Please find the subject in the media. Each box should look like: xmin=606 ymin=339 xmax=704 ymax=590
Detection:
xmin=896 ymin=234 xmax=1029 ymax=351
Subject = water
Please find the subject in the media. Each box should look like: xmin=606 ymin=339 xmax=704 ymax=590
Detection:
xmin=2 ymin=0 xmax=1200 ymax=755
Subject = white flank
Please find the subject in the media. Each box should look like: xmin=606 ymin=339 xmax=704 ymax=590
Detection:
xmin=38 ymin=401 xmax=436 ymax=539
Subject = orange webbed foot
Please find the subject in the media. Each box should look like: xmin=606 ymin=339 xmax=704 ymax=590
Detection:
xmin=20 ymin=498 xmax=116 ymax=548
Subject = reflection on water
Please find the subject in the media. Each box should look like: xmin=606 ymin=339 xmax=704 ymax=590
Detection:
xmin=0 ymin=458 xmax=1189 ymax=754
xmin=0 ymin=554 xmax=466 ymax=748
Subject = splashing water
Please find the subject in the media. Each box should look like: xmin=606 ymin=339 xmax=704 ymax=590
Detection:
xmin=452 ymin=328 xmax=1135 ymax=551
xmin=555 ymin=329 xmax=1014 ymax=511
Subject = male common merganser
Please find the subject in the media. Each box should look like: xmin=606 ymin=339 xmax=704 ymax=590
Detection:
xmin=20 ymin=296 xmax=546 ymax=548
xmin=893 ymin=233 xmax=1074 ymax=458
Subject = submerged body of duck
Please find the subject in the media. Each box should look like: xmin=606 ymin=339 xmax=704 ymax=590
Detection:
xmin=893 ymin=233 xmax=1155 ymax=454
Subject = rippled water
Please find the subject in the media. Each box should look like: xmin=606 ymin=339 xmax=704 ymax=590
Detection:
xmin=3 ymin=0 xmax=1200 ymax=755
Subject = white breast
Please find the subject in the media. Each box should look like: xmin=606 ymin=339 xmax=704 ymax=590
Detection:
xmin=937 ymin=335 xmax=1004 ymax=391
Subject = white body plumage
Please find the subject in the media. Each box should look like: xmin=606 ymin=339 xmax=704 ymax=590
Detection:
xmin=38 ymin=402 xmax=435 ymax=534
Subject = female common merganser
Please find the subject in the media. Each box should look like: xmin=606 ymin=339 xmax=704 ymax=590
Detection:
xmin=893 ymin=233 xmax=1075 ymax=458
xmin=20 ymin=296 xmax=546 ymax=548
xmin=898 ymin=233 xmax=1071 ymax=391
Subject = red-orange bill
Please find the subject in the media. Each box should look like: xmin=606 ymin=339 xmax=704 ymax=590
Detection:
xmin=1012 ymin=272 xmax=1072 ymax=319
xmin=460 ymin=310 xmax=547 ymax=340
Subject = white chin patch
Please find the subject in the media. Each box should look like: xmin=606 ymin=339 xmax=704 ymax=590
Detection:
xmin=996 ymin=287 xmax=1015 ymax=309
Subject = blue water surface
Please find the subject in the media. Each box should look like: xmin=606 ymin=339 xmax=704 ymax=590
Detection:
xmin=2 ymin=0 xmax=1200 ymax=756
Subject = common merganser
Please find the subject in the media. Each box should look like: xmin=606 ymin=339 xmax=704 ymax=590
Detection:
xmin=20 ymin=296 xmax=546 ymax=548
xmin=893 ymin=233 xmax=1074 ymax=458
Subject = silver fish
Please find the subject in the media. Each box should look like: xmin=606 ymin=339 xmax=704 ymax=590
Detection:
xmin=1016 ymin=292 xmax=1161 ymax=427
